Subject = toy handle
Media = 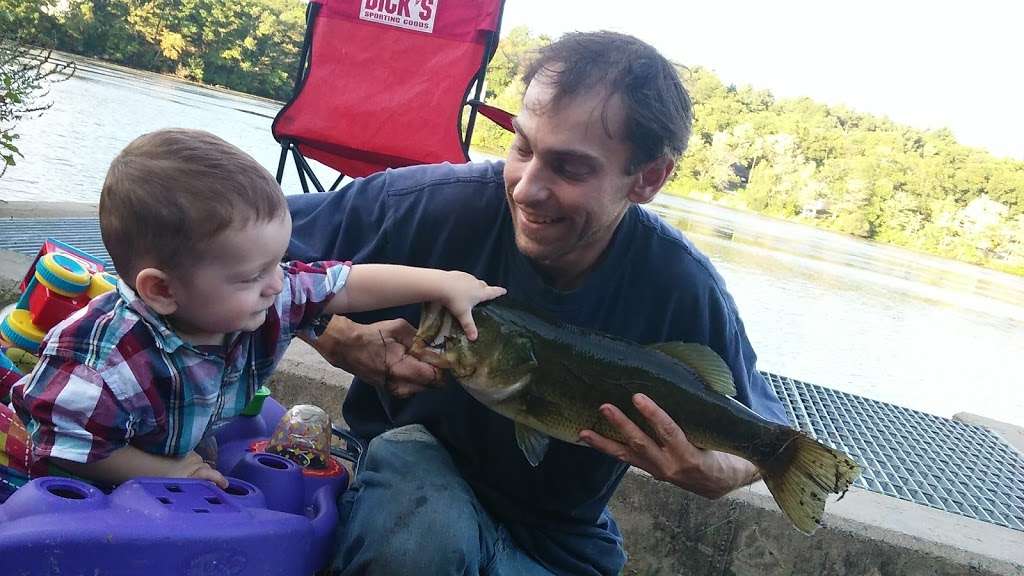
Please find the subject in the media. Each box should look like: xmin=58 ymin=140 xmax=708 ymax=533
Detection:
xmin=308 ymin=484 xmax=340 ymax=573
xmin=330 ymin=425 xmax=365 ymax=470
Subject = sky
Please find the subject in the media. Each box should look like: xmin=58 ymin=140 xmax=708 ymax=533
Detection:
xmin=499 ymin=0 xmax=1024 ymax=160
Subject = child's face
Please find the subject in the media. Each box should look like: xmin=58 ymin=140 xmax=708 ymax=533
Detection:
xmin=168 ymin=212 xmax=292 ymax=345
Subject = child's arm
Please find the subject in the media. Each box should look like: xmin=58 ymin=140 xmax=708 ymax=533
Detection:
xmin=54 ymin=446 xmax=228 ymax=488
xmin=325 ymin=264 xmax=505 ymax=339
xmin=15 ymin=355 xmax=229 ymax=489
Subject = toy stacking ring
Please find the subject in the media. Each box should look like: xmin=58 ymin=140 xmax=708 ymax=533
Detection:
xmin=1 ymin=309 xmax=46 ymax=350
xmin=86 ymin=272 xmax=119 ymax=299
xmin=35 ymin=254 xmax=92 ymax=297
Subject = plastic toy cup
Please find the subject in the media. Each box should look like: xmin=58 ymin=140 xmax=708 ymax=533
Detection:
xmin=266 ymin=404 xmax=332 ymax=469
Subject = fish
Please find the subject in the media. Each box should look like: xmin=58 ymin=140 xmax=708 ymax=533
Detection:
xmin=410 ymin=297 xmax=861 ymax=534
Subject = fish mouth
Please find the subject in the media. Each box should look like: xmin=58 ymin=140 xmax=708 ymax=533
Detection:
xmin=410 ymin=302 xmax=455 ymax=370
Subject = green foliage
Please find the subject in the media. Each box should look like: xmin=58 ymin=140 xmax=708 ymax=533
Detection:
xmin=9 ymin=0 xmax=306 ymax=99
xmin=0 ymin=37 xmax=75 ymax=177
xmin=671 ymin=68 xmax=1024 ymax=274
xmin=468 ymin=26 xmax=549 ymax=155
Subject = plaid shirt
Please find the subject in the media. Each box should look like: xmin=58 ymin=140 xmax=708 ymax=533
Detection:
xmin=11 ymin=260 xmax=349 ymax=473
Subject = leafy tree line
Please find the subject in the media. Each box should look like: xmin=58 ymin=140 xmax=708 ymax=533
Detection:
xmin=3 ymin=0 xmax=1022 ymax=274
xmin=478 ymin=29 xmax=1024 ymax=275
xmin=1 ymin=0 xmax=306 ymax=99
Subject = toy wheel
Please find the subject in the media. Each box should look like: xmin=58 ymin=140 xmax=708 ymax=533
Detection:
xmin=1 ymin=309 xmax=46 ymax=351
xmin=35 ymin=253 xmax=92 ymax=297
xmin=87 ymin=272 xmax=119 ymax=299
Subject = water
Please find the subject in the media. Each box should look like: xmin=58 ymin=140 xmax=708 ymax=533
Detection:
xmin=2 ymin=57 xmax=1022 ymax=427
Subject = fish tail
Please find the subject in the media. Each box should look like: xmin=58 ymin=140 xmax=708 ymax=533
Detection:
xmin=761 ymin=433 xmax=861 ymax=534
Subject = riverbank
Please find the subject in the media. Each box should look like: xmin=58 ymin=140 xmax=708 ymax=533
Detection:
xmin=44 ymin=50 xmax=287 ymax=107
xmin=0 ymin=201 xmax=1022 ymax=575
xmin=0 ymin=199 xmax=99 ymax=218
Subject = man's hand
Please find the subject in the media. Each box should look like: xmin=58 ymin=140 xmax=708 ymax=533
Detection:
xmin=578 ymin=393 xmax=759 ymax=499
xmin=301 ymin=315 xmax=443 ymax=399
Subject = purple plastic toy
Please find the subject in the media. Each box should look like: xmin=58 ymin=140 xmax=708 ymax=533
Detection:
xmin=0 ymin=394 xmax=350 ymax=575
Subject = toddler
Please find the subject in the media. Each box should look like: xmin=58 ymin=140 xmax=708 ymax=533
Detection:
xmin=9 ymin=129 xmax=504 ymax=489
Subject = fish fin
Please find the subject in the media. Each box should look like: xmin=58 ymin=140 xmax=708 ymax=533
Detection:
xmin=761 ymin=433 xmax=862 ymax=534
xmin=514 ymin=422 xmax=550 ymax=467
xmin=649 ymin=342 xmax=737 ymax=397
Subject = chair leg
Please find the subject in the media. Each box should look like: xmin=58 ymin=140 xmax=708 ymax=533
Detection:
xmin=294 ymin=149 xmax=326 ymax=193
xmin=275 ymin=141 xmax=291 ymax=184
xmin=291 ymin=147 xmax=311 ymax=194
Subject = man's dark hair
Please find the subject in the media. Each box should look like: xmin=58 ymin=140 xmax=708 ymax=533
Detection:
xmin=523 ymin=31 xmax=693 ymax=173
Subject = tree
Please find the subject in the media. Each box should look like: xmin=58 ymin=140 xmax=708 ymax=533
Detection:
xmin=469 ymin=27 xmax=550 ymax=154
xmin=0 ymin=38 xmax=75 ymax=177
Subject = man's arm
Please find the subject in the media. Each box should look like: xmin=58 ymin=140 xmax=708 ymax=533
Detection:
xmin=55 ymin=446 xmax=228 ymax=488
xmin=579 ymin=393 xmax=759 ymax=498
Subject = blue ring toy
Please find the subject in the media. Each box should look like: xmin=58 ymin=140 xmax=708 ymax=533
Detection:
xmin=35 ymin=254 xmax=91 ymax=297
xmin=1 ymin=310 xmax=45 ymax=351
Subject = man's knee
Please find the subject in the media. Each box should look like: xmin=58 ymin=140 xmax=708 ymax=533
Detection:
xmin=331 ymin=476 xmax=487 ymax=575
xmin=335 ymin=508 xmax=482 ymax=574
xmin=332 ymin=424 xmax=492 ymax=574
xmin=359 ymin=424 xmax=450 ymax=478
xmin=375 ymin=423 xmax=439 ymax=445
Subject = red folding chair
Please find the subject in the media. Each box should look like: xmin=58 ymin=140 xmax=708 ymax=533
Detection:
xmin=272 ymin=0 xmax=514 ymax=192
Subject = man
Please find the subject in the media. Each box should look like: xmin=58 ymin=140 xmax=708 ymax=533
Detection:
xmin=287 ymin=31 xmax=788 ymax=575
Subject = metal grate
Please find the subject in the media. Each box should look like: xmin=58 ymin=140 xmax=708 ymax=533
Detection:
xmin=0 ymin=218 xmax=113 ymax=269
xmin=765 ymin=371 xmax=1024 ymax=532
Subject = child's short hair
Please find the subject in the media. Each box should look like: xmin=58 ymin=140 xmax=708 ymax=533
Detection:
xmin=100 ymin=129 xmax=287 ymax=282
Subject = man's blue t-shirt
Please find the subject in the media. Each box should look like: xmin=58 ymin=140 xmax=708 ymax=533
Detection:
xmin=287 ymin=161 xmax=788 ymax=575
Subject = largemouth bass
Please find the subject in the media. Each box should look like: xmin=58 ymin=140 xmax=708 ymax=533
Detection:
xmin=411 ymin=298 xmax=860 ymax=534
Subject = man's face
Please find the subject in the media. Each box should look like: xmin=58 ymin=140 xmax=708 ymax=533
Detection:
xmin=503 ymin=77 xmax=640 ymax=289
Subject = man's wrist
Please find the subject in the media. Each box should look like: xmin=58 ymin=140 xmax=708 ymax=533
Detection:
xmin=309 ymin=315 xmax=360 ymax=370
xmin=310 ymin=314 xmax=333 ymax=338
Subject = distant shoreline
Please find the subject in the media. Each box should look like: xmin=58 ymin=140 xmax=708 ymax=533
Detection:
xmin=0 ymin=200 xmax=98 ymax=219
xmin=45 ymin=49 xmax=286 ymax=107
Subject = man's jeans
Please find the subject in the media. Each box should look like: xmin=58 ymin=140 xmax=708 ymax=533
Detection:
xmin=329 ymin=424 xmax=556 ymax=575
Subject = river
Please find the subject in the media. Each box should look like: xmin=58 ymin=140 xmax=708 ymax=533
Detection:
xmin=2 ymin=57 xmax=1022 ymax=427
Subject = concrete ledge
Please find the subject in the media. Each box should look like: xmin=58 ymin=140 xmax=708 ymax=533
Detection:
xmin=956 ymin=412 xmax=1024 ymax=456
xmin=0 ymin=200 xmax=99 ymax=219
xmin=0 ymin=250 xmax=33 ymax=304
xmin=266 ymin=339 xmax=351 ymax=423
xmin=612 ymin=471 xmax=1023 ymax=575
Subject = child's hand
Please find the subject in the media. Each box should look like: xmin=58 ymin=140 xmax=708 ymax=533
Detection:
xmin=173 ymin=451 xmax=229 ymax=489
xmin=438 ymin=272 xmax=506 ymax=340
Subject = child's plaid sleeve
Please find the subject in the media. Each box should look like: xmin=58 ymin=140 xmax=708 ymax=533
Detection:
xmin=274 ymin=260 xmax=351 ymax=340
xmin=12 ymin=355 xmax=134 ymax=466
